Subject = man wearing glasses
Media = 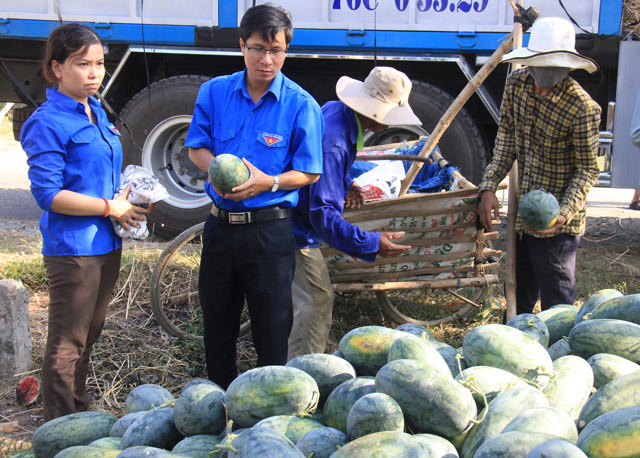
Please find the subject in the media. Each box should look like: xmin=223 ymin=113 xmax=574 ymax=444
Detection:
xmin=186 ymin=4 xmax=324 ymax=389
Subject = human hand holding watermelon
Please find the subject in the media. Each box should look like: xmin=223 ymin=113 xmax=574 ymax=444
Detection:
xmin=208 ymin=154 xmax=251 ymax=198
xmin=519 ymin=189 xmax=564 ymax=234
xmin=477 ymin=190 xmax=500 ymax=232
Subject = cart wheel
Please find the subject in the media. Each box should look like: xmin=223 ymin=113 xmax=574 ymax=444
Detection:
xmin=150 ymin=222 xmax=251 ymax=340
xmin=376 ymin=285 xmax=488 ymax=327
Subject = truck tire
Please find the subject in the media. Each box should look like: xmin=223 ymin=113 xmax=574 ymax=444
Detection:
xmin=12 ymin=104 xmax=37 ymax=142
xmin=117 ymin=75 xmax=212 ymax=239
xmin=366 ymin=80 xmax=486 ymax=185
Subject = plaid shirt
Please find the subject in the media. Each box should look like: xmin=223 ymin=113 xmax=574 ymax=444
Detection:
xmin=478 ymin=68 xmax=601 ymax=237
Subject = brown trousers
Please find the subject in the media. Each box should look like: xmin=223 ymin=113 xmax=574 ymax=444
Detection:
xmin=42 ymin=248 xmax=121 ymax=421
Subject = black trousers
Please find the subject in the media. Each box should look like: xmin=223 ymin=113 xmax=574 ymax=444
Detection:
xmin=515 ymin=232 xmax=580 ymax=315
xmin=199 ymin=213 xmax=296 ymax=389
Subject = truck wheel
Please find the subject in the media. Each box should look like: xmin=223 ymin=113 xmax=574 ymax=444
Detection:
xmin=366 ymin=81 xmax=486 ymax=185
xmin=117 ymin=75 xmax=212 ymax=239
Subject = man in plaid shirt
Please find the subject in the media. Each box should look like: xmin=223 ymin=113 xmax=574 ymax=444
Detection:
xmin=477 ymin=17 xmax=601 ymax=315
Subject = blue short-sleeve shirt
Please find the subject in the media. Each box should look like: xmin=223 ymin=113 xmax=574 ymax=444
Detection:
xmin=185 ymin=70 xmax=324 ymax=210
xmin=21 ymin=88 xmax=122 ymax=256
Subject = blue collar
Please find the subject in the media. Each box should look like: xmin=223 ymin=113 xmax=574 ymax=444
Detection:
xmin=46 ymin=87 xmax=102 ymax=114
xmin=234 ymin=69 xmax=283 ymax=102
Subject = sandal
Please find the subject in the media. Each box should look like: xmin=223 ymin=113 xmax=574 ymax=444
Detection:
xmin=630 ymin=200 xmax=640 ymax=210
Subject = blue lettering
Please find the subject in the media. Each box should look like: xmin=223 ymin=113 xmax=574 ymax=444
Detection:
xmin=332 ymin=0 xmax=341 ymax=9
xmin=473 ymin=0 xmax=489 ymax=12
xmin=395 ymin=0 xmax=409 ymax=11
xmin=432 ymin=0 xmax=449 ymax=12
xmin=347 ymin=0 xmax=362 ymax=10
xmin=363 ymin=0 xmax=378 ymax=10
xmin=417 ymin=0 xmax=432 ymax=12
xmin=456 ymin=0 xmax=473 ymax=12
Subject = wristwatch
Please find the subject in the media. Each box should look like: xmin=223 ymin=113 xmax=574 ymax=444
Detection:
xmin=271 ymin=175 xmax=280 ymax=192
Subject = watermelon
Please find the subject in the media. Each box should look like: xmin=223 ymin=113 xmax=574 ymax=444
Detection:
xmin=577 ymin=370 xmax=640 ymax=430
xmin=32 ymin=411 xmax=117 ymax=458
xmin=16 ymin=376 xmax=40 ymax=406
xmin=569 ymin=319 xmax=640 ymax=363
xmin=387 ymin=334 xmax=451 ymax=377
xmin=412 ymin=434 xmax=459 ymax=457
xmin=327 ymin=431 xmax=425 ymax=457
xmin=227 ymin=427 xmax=304 ymax=458
xmin=346 ymin=393 xmax=404 ymax=440
xmin=519 ymin=189 xmax=559 ymax=231
xmin=459 ymin=385 xmax=549 ymax=458
xmin=506 ymin=313 xmax=550 ymax=347
xmin=124 ymin=384 xmax=174 ymax=413
xmin=254 ymin=415 xmax=324 ymax=444
xmin=52 ymin=446 xmax=119 ymax=458
xmin=120 ymin=407 xmax=182 ymax=450
xmin=588 ymin=293 xmax=640 ymax=324
xmin=462 ymin=324 xmax=554 ymax=388
xmin=224 ymin=366 xmax=319 ymax=428
xmin=323 ymin=377 xmax=376 ymax=434
xmin=295 ymin=427 xmax=346 ymax=458
xmin=109 ymin=411 xmax=146 ymax=438
xmin=526 ymin=439 xmax=588 ymax=458
xmin=9 ymin=453 xmax=35 ymax=458
xmin=173 ymin=382 xmax=225 ymax=436
xmin=87 ymin=437 xmax=121 ymax=450
xmin=395 ymin=323 xmax=434 ymax=339
xmin=587 ymin=353 xmax=640 ymax=388
xmin=285 ymin=353 xmax=356 ymax=406
xmin=536 ymin=307 xmax=578 ymax=346
xmin=576 ymin=405 xmax=640 ymax=458
xmin=115 ymin=446 xmax=187 ymax=457
xmin=375 ymin=359 xmax=477 ymax=439
xmin=502 ymin=407 xmax=578 ymax=442
xmin=455 ymin=366 xmax=529 ymax=407
xmin=436 ymin=343 xmax=468 ymax=376
xmin=473 ymin=431 xmax=561 ymax=458
xmin=179 ymin=378 xmax=223 ymax=396
xmin=542 ymin=356 xmax=593 ymax=422
xmin=208 ymin=154 xmax=250 ymax=194
xmin=171 ymin=434 xmax=223 ymax=458
xmin=338 ymin=326 xmax=403 ymax=376
xmin=547 ymin=337 xmax=572 ymax=360
xmin=575 ymin=289 xmax=623 ymax=324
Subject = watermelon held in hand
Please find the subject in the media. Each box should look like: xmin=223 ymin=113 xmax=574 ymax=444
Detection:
xmin=519 ymin=189 xmax=560 ymax=231
xmin=16 ymin=376 xmax=40 ymax=406
xmin=208 ymin=154 xmax=250 ymax=194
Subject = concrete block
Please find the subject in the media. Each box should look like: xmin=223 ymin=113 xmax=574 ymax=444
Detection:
xmin=0 ymin=278 xmax=32 ymax=378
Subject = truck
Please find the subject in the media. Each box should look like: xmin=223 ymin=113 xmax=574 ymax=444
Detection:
xmin=1 ymin=0 xmax=637 ymax=238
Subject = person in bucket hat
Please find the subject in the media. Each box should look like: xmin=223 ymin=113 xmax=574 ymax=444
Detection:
xmin=288 ymin=66 xmax=417 ymax=359
xmin=477 ymin=17 xmax=601 ymax=316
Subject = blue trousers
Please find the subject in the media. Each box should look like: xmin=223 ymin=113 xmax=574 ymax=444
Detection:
xmin=199 ymin=214 xmax=296 ymax=389
xmin=515 ymin=232 xmax=580 ymax=315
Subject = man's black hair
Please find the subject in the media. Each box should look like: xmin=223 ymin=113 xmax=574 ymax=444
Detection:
xmin=240 ymin=3 xmax=293 ymax=46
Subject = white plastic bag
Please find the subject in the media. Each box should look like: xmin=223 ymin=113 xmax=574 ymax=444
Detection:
xmin=111 ymin=165 xmax=169 ymax=240
xmin=353 ymin=159 xmax=406 ymax=201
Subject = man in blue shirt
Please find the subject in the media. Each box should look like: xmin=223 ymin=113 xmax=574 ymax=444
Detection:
xmin=185 ymin=4 xmax=323 ymax=388
xmin=288 ymin=67 xmax=420 ymax=359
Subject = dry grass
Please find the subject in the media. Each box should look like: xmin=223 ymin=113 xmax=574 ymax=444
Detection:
xmin=623 ymin=0 xmax=640 ymax=37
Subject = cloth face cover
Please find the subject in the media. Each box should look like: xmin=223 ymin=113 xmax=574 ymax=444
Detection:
xmin=527 ymin=67 xmax=571 ymax=89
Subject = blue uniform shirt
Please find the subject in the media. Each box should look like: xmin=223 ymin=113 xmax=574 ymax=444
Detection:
xmin=21 ymin=88 xmax=122 ymax=257
xmin=185 ymin=70 xmax=324 ymax=210
xmin=293 ymin=101 xmax=380 ymax=262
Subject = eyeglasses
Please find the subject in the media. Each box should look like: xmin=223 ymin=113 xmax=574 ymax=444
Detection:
xmin=244 ymin=46 xmax=286 ymax=58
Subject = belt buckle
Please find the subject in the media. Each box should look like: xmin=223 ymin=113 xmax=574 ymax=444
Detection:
xmin=228 ymin=212 xmax=251 ymax=224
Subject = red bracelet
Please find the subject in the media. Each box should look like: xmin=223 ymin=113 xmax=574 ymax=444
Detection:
xmin=101 ymin=198 xmax=110 ymax=217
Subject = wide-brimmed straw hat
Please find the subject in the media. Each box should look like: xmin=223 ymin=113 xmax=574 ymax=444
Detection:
xmin=336 ymin=67 xmax=422 ymax=126
xmin=501 ymin=17 xmax=599 ymax=73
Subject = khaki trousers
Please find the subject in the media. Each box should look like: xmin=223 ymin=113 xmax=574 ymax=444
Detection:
xmin=287 ymin=248 xmax=334 ymax=360
xmin=42 ymin=249 xmax=121 ymax=421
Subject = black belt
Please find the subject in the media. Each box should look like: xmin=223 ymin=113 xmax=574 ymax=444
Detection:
xmin=211 ymin=205 xmax=291 ymax=224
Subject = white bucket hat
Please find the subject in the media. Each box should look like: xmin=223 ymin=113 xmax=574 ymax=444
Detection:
xmin=501 ymin=17 xmax=599 ymax=73
xmin=336 ymin=66 xmax=422 ymax=126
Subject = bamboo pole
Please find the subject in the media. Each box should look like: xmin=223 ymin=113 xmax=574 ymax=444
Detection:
xmin=505 ymin=0 xmax=524 ymax=322
xmin=397 ymin=27 xmax=519 ymax=197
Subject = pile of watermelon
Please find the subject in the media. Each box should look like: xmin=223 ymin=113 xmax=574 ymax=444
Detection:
xmin=15 ymin=289 xmax=640 ymax=458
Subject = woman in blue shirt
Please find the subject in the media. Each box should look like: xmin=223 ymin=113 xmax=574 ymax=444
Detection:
xmin=20 ymin=24 xmax=151 ymax=421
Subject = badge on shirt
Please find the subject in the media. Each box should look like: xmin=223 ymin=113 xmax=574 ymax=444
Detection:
xmin=262 ymin=132 xmax=283 ymax=146
xmin=107 ymin=124 xmax=121 ymax=136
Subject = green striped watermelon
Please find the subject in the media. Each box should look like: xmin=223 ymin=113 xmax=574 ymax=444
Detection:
xmin=577 ymin=405 xmax=640 ymax=458
xmin=228 ymin=427 xmax=304 ymax=457
xmin=587 ymin=353 xmax=640 ymax=388
xmin=542 ymin=355 xmax=594 ymax=422
xmin=455 ymin=366 xmax=529 ymax=408
xmin=173 ymin=382 xmax=225 ymax=436
xmin=575 ymin=289 xmax=623 ymax=324
xmin=569 ymin=319 xmax=640 ymax=363
xmin=387 ymin=334 xmax=451 ymax=377
xmin=506 ymin=313 xmax=550 ymax=347
xmin=295 ymin=427 xmax=346 ymax=458
xmin=412 ymin=434 xmax=459 ymax=457
xmin=502 ymin=407 xmax=578 ymax=442
xmin=124 ymin=384 xmax=174 ymax=414
xmin=338 ymin=326 xmax=403 ymax=376
xmin=526 ymin=439 xmax=588 ymax=457
xmin=208 ymin=154 xmax=250 ymax=194
xmin=473 ymin=431 xmax=561 ymax=458
xmin=323 ymin=377 xmax=376 ymax=434
xmin=346 ymin=393 xmax=404 ymax=440
xmin=171 ymin=434 xmax=223 ymax=457
xmin=519 ymin=189 xmax=559 ymax=231
xmin=120 ymin=407 xmax=182 ymax=450
xmin=588 ymin=294 xmax=640 ymax=324
xmin=254 ymin=415 xmax=324 ymax=444
xmin=536 ymin=307 xmax=578 ymax=346
xmin=52 ymin=446 xmax=119 ymax=458
xmin=285 ymin=353 xmax=356 ymax=406
xmin=547 ymin=337 xmax=572 ymax=360
xmin=327 ymin=431 xmax=425 ymax=457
